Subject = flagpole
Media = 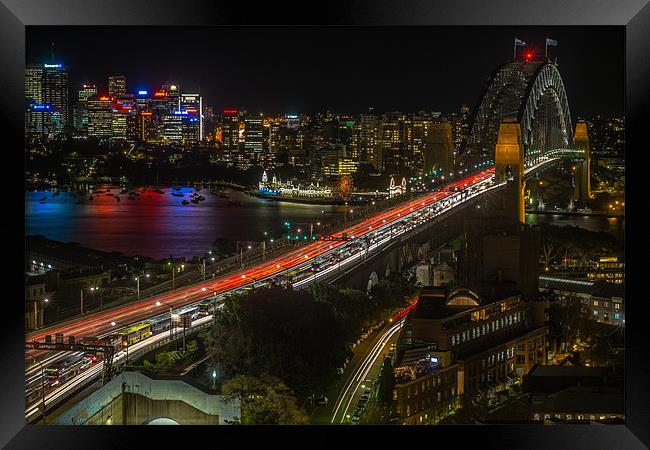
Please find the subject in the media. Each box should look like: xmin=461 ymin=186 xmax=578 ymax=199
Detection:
xmin=513 ymin=38 xmax=516 ymax=61
xmin=545 ymin=38 xmax=548 ymax=60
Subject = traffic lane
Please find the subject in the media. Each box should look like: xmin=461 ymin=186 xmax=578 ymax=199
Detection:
xmin=336 ymin=320 xmax=404 ymax=424
xmin=26 ymin=169 xmax=494 ymax=345
xmin=330 ymin=318 xmax=405 ymax=424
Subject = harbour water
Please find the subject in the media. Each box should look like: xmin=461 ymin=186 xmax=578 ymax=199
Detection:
xmin=26 ymin=187 xmax=346 ymax=260
xmin=26 ymin=188 xmax=624 ymax=260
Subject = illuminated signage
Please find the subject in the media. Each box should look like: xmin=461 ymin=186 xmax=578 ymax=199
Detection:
xmin=174 ymin=110 xmax=189 ymax=115
xmin=154 ymin=91 xmax=167 ymax=97
xmin=183 ymin=96 xmax=196 ymax=101
xmin=141 ymin=111 xmax=153 ymax=116
xmin=31 ymin=104 xmax=52 ymax=111
xmin=286 ymin=114 xmax=298 ymax=119
xmin=185 ymin=108 xmax=198 ymax=113
xmin=99 ymin=96 xmax=110 ymax=101
xmin=170 ymin=85 xmax=177 ymax=91
xmin=44 ymin=64 xmax=62 ymax=68
xmin=137 ymin=90 xmax=148 ymax=95
xmin=223 ymin=109 xmax=238 ymax=114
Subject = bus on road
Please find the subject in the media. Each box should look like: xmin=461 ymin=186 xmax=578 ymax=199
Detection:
xmin=120 ymin=323 xmax=152 ymax=347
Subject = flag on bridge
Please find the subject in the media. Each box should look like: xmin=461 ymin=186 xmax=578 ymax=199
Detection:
xmin=545 ymin=37 xmax=558 ymax=58
xmin=514 ymin=38 xmax=527 ymax=60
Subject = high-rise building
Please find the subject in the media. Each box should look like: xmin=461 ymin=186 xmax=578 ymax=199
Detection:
xmin=42 ymin=63 xmax=69 ymax=130
xmin=424 ymin=120 xmax=454 ymax=176
xmin=244 ymin=114 xmax=264 ymax=164
xmin=356 ymin=114 xmax=378 ymax=170
xmin=179 ymin=93 xmax=203 ymax=141
xmin=86 ymin=95 xmax=113 ymax=138
xmin=108 ymin=75 xmax=126 ymax=98
xmin=25 ymin=104 xmax=57 ymax=137
xmin=160 ymin=113 xmax=184 ymax=142
xmin=136 ymin=111 xmax=156 ymax=142
xmin=377 ymin=112 xmax=409 ymax=175
xmin=222 ymin=109 xmax=240 ymax=150
xmin=25 ymin=64 xmax=43 ymax=104
xmin=73 ymin=83 xmax=97 ymax=132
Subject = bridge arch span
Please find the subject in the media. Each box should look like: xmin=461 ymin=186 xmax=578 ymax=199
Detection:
xmin=463 ymin=60 xmax=573 ymax=163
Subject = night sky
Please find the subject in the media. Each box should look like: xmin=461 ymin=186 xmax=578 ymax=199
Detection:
xmin=26 ymin=26 xmax=624 ymax=117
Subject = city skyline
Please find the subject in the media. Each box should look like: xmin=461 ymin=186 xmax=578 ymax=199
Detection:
xmin=27 ymin=27 xmax=624 ymax=116
xmin=22 ymin=26 xmax=627 ymax=429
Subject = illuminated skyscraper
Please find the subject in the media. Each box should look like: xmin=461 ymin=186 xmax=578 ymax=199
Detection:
xmin=73 ymin=84 xmax=97 ymax=132
xmin=222 ymin=109 xmax=240 ymax=150
xmin=108 ymin=75 xmax=126 ymax=98
xmin=179 ymin=93 xmax=203 ymax=141
xmin=87 ymin=95 xmax=113 ymax=138
xmin=25 ymin=64 xmax=43 ymax=104
xmin=356 ymin=114 xmax=378 ymax=169
xmin=42 ymin=63 xmax=69 ymax=130
xmin=244 ymin=114 xmax=264 ymax=162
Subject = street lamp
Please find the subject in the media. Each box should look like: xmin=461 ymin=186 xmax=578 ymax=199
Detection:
xmin=32 ymin=297 xmax=49 ymax=330
xmin=25 ymin=351 xmax=46 ymax=424
xmin=110 ymin=320 xmax=129 ymax=367
xmin=212 ymin=370 xmax=217 ymax=390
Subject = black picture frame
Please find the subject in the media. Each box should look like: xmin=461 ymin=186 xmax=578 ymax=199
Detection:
xmin=1 ymin=0 xmax=647 ymax=448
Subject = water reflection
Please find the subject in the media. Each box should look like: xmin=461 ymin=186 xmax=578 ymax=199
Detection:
xmin=26 ymin=187 xmax=346 ymax=260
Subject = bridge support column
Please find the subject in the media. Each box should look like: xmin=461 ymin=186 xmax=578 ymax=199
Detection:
xmin=494 ymin=118 xmax=525 ymax=224
xmin=573 ymin=120 xmax=591 ymax=205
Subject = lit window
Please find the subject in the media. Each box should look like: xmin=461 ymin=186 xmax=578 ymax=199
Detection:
xmin=593 ymin=300 xmax=599 ymax=307
xmin=614 ymin=313 xmax=620 ymax=319
xmin=594 ymin=310 xmax=598 ymax=316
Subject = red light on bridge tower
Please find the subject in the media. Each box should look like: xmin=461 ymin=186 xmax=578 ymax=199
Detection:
xmin=525 ymin=51 xmax=534 ymax=62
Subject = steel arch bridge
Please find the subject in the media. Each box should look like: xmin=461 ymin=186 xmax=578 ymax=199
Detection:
xmin=462 ymin=60 xmax=575 ymax=165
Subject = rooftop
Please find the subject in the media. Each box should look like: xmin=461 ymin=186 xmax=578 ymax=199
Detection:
xmin=538 ymin=276 xmax=624 ymax=298
xmin=531 ymin=386 xmax=623 ymax=414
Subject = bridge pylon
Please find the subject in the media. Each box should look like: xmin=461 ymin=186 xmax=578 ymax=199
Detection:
xmin=494 ymin=117 xmax=526 ymax=224
xmin=573 ymin=120 xmax=591 ymax=205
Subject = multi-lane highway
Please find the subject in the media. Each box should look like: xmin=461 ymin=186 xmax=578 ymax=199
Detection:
xmin=26 ymin=167 xmax=496 ymax=346
xmin=25 ymin=166 xmax=500 ymax=420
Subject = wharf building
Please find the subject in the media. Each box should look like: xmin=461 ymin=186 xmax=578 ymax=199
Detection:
xmin=390 ymin=286 xmax=548 ymax=425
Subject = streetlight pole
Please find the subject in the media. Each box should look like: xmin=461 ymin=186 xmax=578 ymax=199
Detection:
xmin=202 ymin=259 xmax=206 ymax=281
xmin=32 ymin=298 xmax=48 ymax=330
xmin=80 ymin=288 xmax=84 ymax=315
xmin=135 ymin=277 xmax=140 ymax=299
xmin=26 ymin=351 xmax=46 ymax=425
xmin=111 ymin=321 xmax=129 ymax=368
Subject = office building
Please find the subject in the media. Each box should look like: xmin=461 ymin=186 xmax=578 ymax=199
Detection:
xmin=424 ymin=120 xmax=454 ymax=176
xmin=25 ymin=63 xmax=43 ymax=104
xmin=222 ymin=110 xmax=240 ymax=150
xmin=108 ymin=75 xmax=126 ymax=98
xmin=355 ymin=114 xmax=378 ymax=169
xmin=86 ymin=95 xmax=113 ymax=138
xmin=179 ymin=93 xmax=203 ymax=142
xmin=73 ymin=83 xmax=97 ymax=132
xmin=244 ymin=114 xmax=264 ymax=162
xmin=38 ymin=63 xmax=69 ymax=130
